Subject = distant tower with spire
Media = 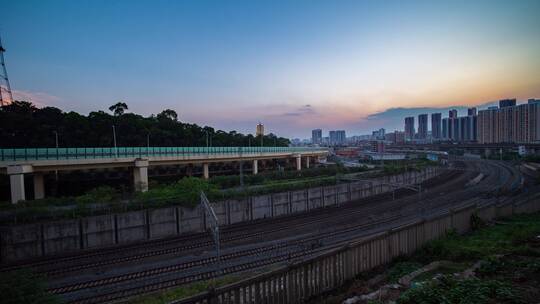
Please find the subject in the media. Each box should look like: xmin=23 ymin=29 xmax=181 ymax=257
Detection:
xmin=0 ymin=33 xmax=14 ymax=106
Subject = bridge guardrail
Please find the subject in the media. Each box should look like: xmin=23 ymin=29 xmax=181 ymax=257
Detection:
xmin=0 ymin=146 xmax=328 ymax=162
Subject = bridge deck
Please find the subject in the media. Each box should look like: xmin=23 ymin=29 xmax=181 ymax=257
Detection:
xmin=0 ymin=147 xmax=328 ymax=173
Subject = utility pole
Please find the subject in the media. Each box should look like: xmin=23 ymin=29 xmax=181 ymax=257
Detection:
xmin=53 ymin=131 xmax=59 ymax=181
xmin=146 ymin=133 xmax=150 ymax=149
xmin=0 ymin=33 xmax=14 ymax=106
xmin=239 ymin=147 xmax=244 ymax=187
xmin=112 ymin=125 xmax=118 ymax=157
xmin=53 ymin=131 xmax=59 ymax=149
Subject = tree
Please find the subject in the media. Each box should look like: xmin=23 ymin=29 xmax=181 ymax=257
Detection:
xmin=0 ymin=101 xmax=291 ymax=148
xmin=157 ymin=109 xmax=178 ymax=121
xmin=109 ymin=102 xmax=128 ymax=116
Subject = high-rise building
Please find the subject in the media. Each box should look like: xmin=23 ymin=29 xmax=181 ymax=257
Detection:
xmin=449 ymin=109 xmax=458 ymax=118
xmin=329 ymin=130 xmax=346 ymax=145
xmin=256 ymin=123 xmax=264 ymax=137
xmin=442 ymin=118 xmax=449 ymax=140
xmin=418 ymin=114 xmax=428 ymax=139
xmin=463 ymin=107 xmax=478 ymax=142
xmin=372 ymin=128 xmax=385 ymax=140
xmin=386 ymin=131 xmax=405 ymax=144
xmin=404 ymin=117 xmax=415 ymax=141
xmin=311 ymin=129 xmax=322 ymax=145
xmin=477 ymin=101 xmax=540 ymax=144
xmin=371 ymin=141 xmax=385 ymax=153
xmin=451 ymin=116 xmax=459 ymax=141
xmin=384 ymin=132 xmax=395 ymax=142
xmin=431 ymin=113 xmax=442 ymax=140
xmin=458 ymin=116 xmax=477 ymax=142
xmin=477 ymin=107 xmax=498 ymax=144
xmin=499 ymin=98 xmax=516 ymax=108
xmin=394 ymin=131 xmax=405 ymax=144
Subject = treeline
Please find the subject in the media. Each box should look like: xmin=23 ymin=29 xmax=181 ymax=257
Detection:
xmin=0 ymin=101 xmax=290 ymax=148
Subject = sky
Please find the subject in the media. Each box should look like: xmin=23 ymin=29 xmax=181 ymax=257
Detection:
xmin=1 ymin=0 xmax=540 ymax=139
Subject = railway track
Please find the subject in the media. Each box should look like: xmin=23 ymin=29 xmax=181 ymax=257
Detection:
xmin=4 ymin=159 xmax=522 ymax=303
xmin=63 ymin=161 xmax=508 ymax=303
xmin=1 ymin=168 xmax=460 ymax=276
xmin=51 ymin=168 xmax=474 ymax=302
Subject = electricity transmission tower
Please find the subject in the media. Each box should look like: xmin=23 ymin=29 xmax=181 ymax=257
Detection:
xmin=0 ymin=33 xmax=13 ymax=107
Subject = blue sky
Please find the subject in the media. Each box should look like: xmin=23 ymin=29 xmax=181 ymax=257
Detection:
xmin=1 ymin=0 xmax=540 ymax=138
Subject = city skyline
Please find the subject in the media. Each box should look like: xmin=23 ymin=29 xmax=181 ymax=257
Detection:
xmin=2 ymin=0 xmax=540 ymax=138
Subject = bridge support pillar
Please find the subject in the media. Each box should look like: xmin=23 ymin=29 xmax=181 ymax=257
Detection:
xmin=7 ymin=165 xmax=33 ymax=204
xmin=305 ymin=156 xmax=310 ymax=169
xmin=33 ymin=173 xmax=45 ymax=200
xmin=295 ymin=155 xmax=301 ymax=171
xmin=134 ymin=159 xmax=149 ymax=192
xmin=203 ymin=163 xmax=209 ymax=179
xmin=253 ymin=159 xmax=258 ymax=175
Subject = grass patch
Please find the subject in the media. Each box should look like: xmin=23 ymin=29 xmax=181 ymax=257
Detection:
xmin=416 ymin=213 xmax=540 ymax=263
xmin=326 ymin=213 xmax=540 ymax=304
xmin=387 ymin=261 xmax=423 ymax=283
xmin=412 ymin=262 xmax=470 ymax=283
xmin=397 ymin=275 xmax=521 ymax=304
xmin=0 ymin=269 xmax=62 ymax=304
xmin=126 ymin=275 xmax=240 ymax=304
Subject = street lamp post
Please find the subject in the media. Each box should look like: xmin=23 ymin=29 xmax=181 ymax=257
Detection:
xmin=53 ymin=131 xmax=59 ymax=149
xmin=53 ymin=131 xmax=59 ymax=181
xmin=239 ymin=147 xmax=244 ymax=187
xmin=112 ymin=125 xmax=118 ymax=157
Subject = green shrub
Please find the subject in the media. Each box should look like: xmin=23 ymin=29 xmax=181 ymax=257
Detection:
xmin=397 ymin=275 xmax=520 ymax=304
xmin=75 ymin=186 xmax=120 ymax=205
xmin=208 ymin=166 xmax=366 ymax=189
xmin=0 ymin=269 xmax=62 ymax=304
xmin=387 ymin=261 xmax=423 ymax=283
xmin=136 ymin=177 xmax=219 ymax=207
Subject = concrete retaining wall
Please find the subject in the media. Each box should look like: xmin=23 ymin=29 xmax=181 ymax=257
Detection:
xmin=81 ymin=215 xmax=115 ymax=248
xmin=0 ymin=167 xmax=438 ymax=263
xmin=149 ymin=207 xmax=177 ymax=239
xmin=42 ymin=219 xmax=80 ymax=255
xmin=116 ymin=211 xmax=147 ymax=244
xmin=175 ymin=197 xmax=540 ymax=304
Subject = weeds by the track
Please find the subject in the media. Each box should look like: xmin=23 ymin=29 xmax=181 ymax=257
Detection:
xmin=0 ymin=269 xmax=62 ymax=304
xmin=313 ymin=212 xmax=540 ymax=304
xmin=126 ymin=275 xmax=240 ymax=304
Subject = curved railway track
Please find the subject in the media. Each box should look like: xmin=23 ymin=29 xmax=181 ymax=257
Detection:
xmin=2 ymin=159 xmax=523 ymax=303
xmin=66 ymin=160 xmax=521 ymax=304
xmin=1 ymin=168 xmax=460 ymax=276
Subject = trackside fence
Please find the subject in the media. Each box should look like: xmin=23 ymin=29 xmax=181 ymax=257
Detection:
xmin=0 ymin=167 xmax=440 ymax=263
xmin=171 ymin=196 xmax=540 ymax=304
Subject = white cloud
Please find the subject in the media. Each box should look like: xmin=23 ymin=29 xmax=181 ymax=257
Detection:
xmin=11 ymin=90 xmax=63 ymax=108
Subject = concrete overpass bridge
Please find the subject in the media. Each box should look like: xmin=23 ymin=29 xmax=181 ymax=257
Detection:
xmin=0 ymin=147 xmax=328 ymax=203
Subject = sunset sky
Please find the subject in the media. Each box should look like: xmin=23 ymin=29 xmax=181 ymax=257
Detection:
xmin=2 ymin=0 xmax=540 ymax=138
